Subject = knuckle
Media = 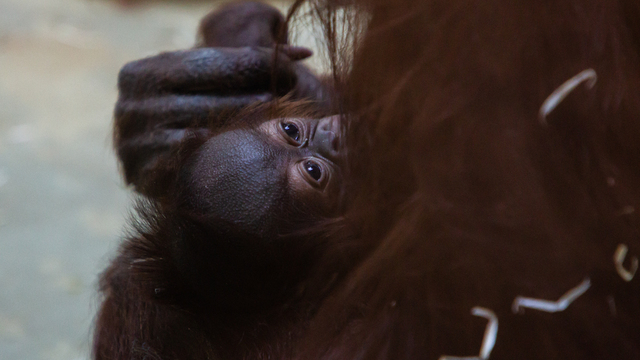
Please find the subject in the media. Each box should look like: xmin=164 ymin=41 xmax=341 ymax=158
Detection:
xmin=117 ymin=60 xmax=145 ymax=94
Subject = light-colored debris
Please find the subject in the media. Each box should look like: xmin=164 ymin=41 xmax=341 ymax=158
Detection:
xmin=512 ymin=277 xmax=591 ymax=313
xmin=539 ymin=69 xmax=597 ymax=125
xmin=614 ymin=244 xmax=638 ymax=282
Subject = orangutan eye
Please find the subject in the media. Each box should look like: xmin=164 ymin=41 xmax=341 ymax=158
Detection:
xmin=281 ymin=122 xmax=300 ymax=142
xmin=304 ymin=160 xmax=322 ymax=181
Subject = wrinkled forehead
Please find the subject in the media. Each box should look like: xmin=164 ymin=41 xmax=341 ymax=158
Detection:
xmin=179 ymin=128 xmax=292 ymax=234
xmin=198 ymin=128 xmax=282 ymax=168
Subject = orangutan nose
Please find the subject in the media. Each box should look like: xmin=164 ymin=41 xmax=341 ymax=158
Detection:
xmin=309 ymin=115 xmax=341 ymax=162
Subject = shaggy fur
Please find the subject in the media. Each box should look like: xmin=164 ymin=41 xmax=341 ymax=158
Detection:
xmin=296 ymin=0 xmax=640 ymax=359
xmin=94 ymin=0 xmax=640 ymax=359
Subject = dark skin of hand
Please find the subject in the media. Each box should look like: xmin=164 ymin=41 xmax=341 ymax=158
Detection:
xmin=114 ymin=1 xmax=332 ymax=198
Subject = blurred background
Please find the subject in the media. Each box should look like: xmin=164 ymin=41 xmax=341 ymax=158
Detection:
xmin=0 ymin=0 xmax=298 ymax=359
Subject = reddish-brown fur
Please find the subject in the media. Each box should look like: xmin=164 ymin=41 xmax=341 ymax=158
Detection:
xmin=296 ymin=0 xmax=640 ymax=358
xmin=94 ymin=0 xmax=640 ymax=359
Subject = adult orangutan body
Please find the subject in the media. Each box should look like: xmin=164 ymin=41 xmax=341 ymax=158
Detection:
xmin=94 ymin=0 xmax=640 ymax=359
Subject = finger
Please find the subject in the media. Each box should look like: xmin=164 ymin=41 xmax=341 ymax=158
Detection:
xmin=115 ymin=93 xmax=273 ymax=139
xmin=117 ymin=128 xmax=191 ymax=183
xmin=279 ymin=45 xmax=313 ymax=61
xmin=289 ymin=62 xmax=333 ymax=106
xmin=117 ymin=127 xmax=210 ymax=195
xmin=118 ymin=48 xmax=297 ymax=97
xmin=198 ymin=1 xmax=288 ymax=48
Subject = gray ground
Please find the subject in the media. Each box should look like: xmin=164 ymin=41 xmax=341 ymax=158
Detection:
xmin=0 ymin=0 xmax=301 ymax=359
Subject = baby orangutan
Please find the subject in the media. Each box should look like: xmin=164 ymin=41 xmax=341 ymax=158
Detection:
xmin=94 ymin=2 xmax=344 ymax=360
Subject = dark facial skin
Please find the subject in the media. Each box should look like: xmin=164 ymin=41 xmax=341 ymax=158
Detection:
xmin=182 ymin=115 xmax=342 ymax=237
xmin=114 ymin=2 xmax=333 ymax=199
xmin=164 ymin=115 xmax=343 ymax=313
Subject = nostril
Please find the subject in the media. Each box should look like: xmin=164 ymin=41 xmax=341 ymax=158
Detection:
xmin=318 ymin=120 xmax=331 ymax=132
xmin=330 ymin=132 xmax=339 ymax=152
xmin=312 ymin=116 xmax=342 ymax=159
